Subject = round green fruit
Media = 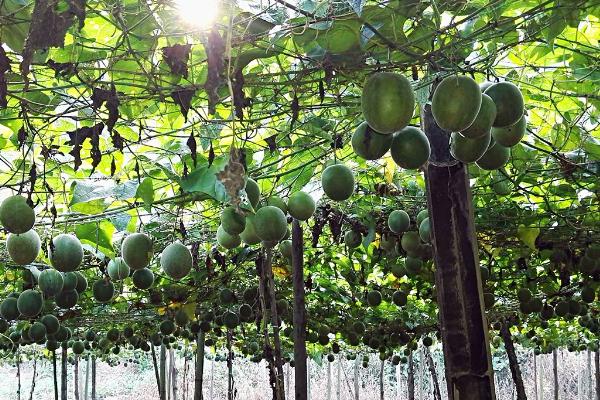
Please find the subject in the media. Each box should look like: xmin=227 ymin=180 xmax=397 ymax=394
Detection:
xmin=217 ymin=225 xmax=241 ymax=249
xmin=93 ymin=280 xmax=114 ymax=303
xmin=366 ymin=290 xmax=382 ymax=307
xmin=17 ymin=289 xmax=43 ymax=318
xmin=351 ymin=121 xmax=393 ymax=160
xmin=460 ymin=94 xmax=497 ymax=139
xmin=62 ymin=272 xmax=78 ymax=291
xmin=160 ymin=242 xmax=192 ymax=280
xmin=361 ymin=72 xmax=415 ymax=134
xmin=491 ymin=115 xmax=526 ymax=147
xmin=132 ymin=268 xmax=154 ymax=290
xmin=432 ymin=75 xmax=482 ymax=132
xmin=418 ymin=218 xmax=431 ymax=243
xmin=390 ymin=126 xmax=430 ymax=169
xmin=75 ymin=272 xmax=88 ymax=293
xmin=55 ymin=289 xmax=78 ymax=309
xmin=253 ymin=206 xmax=288 ymax=242
xmin=221 ymin=206 xmax=246 ymax=235
xmin=41 ymin=314 xmax=60 ymax=335
xmin=121 ymin=233 xmax=154 ymax=270
xmin=266 ymin=196 xmax=287 ymax=214
xmin=344 ymin=231 xmax=362 ymax=248
xmin=401 ymin=231 xmax=420 ymax=254
xmin=0 ymin=297 xmax=19 ymax=321
xmin=160 ymin=320 xmax=175 ymax=335
xmin=107 ymin=258 xmax=130 ymax=281
xmin=175 ymin=309 xmax=189 ymax=326
xmin=392 ymin=290 xmax=408 ymax=307
xmin=7 ymin=230 xmax=41 ymax=265
xmin=245 ymin=178 xmax=261 ymax=208
xmin=223 ymin=311 xmax=239 ymax=329
xmin=0 ymin=195 xmax=35 ymax=234
xmin=321 ymin=164 xmax=354 ymax=201
xmin=239 ymin=216 xmax=261 ymax=245
xmin=279 ymin=240 xmax=292 ymax=259
xmin=72 ymin=341 xmax=85 ymax=355
xmin=38 ymin=268 xmax=64 ymax=297
xmin=50 ymin=234 xmax=83 ymax=272
xmin=416 ymin=209 xmax=428 ymax=226
xmin=287 ymin=191 xmax=316 ymax=221
xmin=476 ymin=142 xmax=510 ymax=170
xmin=450 ymin=131 xmax=491 ymax=163
xmin=388 ymin=210 xmax=410 ymax=234
xmin=484 ymin=82 xmax=524 ymax=127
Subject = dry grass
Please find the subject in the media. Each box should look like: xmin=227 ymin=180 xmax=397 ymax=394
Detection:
xmin=0 ymin=348 xmax=597 ymax=400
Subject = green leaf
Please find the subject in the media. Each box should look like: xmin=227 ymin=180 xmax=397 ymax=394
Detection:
xmin=136 ymin=177 xmax=154 ymax=211
xmin=75 ymin=220 xmax=115 ymax=258
xmin=517 ymin=225 xmax=540 ymax=250
xmin=180 ymin=157 xmax=227 ymax=199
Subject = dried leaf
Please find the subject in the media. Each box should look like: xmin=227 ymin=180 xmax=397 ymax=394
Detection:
xmin=171 ymin=87 xmax=196 ymax=121
xmin=162 ymin=44 xmax=192 ymax=78
xmin=65 ymin=123 xmax=104 ymax=171
xmin=204 ymin=28 xmax=225 ymax=115
xmin=216 ymin=148 xmax=246 ymax=206
xmin=208 ymin=142 xmax=215 ymax=167
xmin=291 ymin=93 xmax=299 ymax=128
xmin=110 ymin=157 xmax=116 ymax=177
xmin=187 ymin=131 xmax=197 ymax=167
xmin=318 ymin=80 xmax=325 ymax=104
xmin=21 ymin=0 xmax=78 ymax=76
xmin=0 ymin=46 xmax=10 ymax=108
xmin=265 ymin=135 xmax=277 ymax=152
xmin=232 ymin=67 xmax=247 ymax=120
xmin=47 ymin=59 xmax=77 ymax=78
xmin=111 ymin=130 xmax=124 ymax=151
xmin=91 ymin=85 xmax=119 ymax=132
xmin=17 ymin=126 xmax=27 ymax=147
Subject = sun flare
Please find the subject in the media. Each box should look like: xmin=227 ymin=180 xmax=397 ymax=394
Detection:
xmin=175 ymin=0 xmax=220 ymax=27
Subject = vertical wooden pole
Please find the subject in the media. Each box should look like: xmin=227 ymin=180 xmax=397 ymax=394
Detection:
xmin=61 ymin=345 xmax=67 ymax=400
xmin=337 ymin=359 xmax=341 ymax=400
xmin=152 ymin=345 xmax=162 ymax=398
xmin=75 ymin=355 xmax=80 ymax=400
xmin=534 ymin=353 xmax=538 ymax=400
xmin=84 ymin=355 xmax=90 ymax=400
xmin=327 ymin=360 xmax=332 ymax=400
xmin=500 ymin=323 xmax=527 ymax=400
xmin=194 ymin=331 xmax=205 ymax=400
xmin=553 ymin=349 xmax=559 ymax=400
xmin=91 ymin=355 xmax=96 ymax=400
xmin=353 ymin=356 xmax=359 ymax=400
xmin=408 ymin=351 xmax=415 ymax=400
xmin=292 ymin=219 xmax=308 ymax=400
xmin=595 ymin=350 xmax=599 ymax=400
xmin=160 ymin=344 xmax=167 ymax=400
xmin=53 ymin=350 xmax=59 ymax=400
xmin=422 ymin=103 xmax=496 ymax=400
xmin=379 ymin=358 xmax=384 ymax=400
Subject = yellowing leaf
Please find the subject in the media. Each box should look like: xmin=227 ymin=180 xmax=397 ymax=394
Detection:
xmin=517 ymin=225 xmax=540 ymax=250
xmin=272 ymin=264 xmax=291 ymax=279
xmin=181 ymin=302 xmax=197 ymax=321
xmin=383 ymin=156 xmax=396 ymax=184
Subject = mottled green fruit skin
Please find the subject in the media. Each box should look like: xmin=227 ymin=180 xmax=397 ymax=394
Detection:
xmin=0 ymin=297 xmax=19 ymax=321
xmin=460 ymin=94 xmax=497 ymax=139
xmin=266 ymin=196 xmax=288 ymax=214
xmin=361 ymin=72 xmax=415 ymax=134
xmin=366 ymin=290 xmax=382 ymax=307
xmin=55 ymin=289 xmax=79 ymax=309
xmin=450 ymin=131 xmax=491 ymax=163
xmin=253 ymin=206 xmax=288 ymax=242
xmin=17 ymin=289 xmax=43 ymax=318
xmin=416 ymin=210 xmax=429 ymax=226
xmin=491 ymin=115 xmax=526 ymax=147
xmin=321 ymin=164 xmax=355 ymax=201
xmin=122 ymin=233 xmax=154 ymax=270
xmin=132 ymin=268 xmax=154 ymax=290
xmin=287 ymin=191 xmax=316 ymax=221
xmin=390 ymin=127 xmax=430 ymax=170
xmin=7 ymin=230 xmax=41 ymax=265
xmin=48 ymin=234 xmax=84 ymax=273
xmin=432 ymin=75 xmax=482 ymax=132
xmin=388 ymin=210 xmax=410 ymax=234
xmin=476 ymin=142 xmax=511 ymax=170
xmin=484 ymin=82 xmax=524 ymax=127
xmin=216 ymin=225 xmax=241 ymax=249
xmin=107 ymin=257 xmax=130 ymax=281
xmin=245 ymin=178 xmax=261 ymax=208
xmin=239 ymin=216 xmax=261 ymax=245
xmin=221 ymin=206 xmax=246 ymax=235
xmin=401 ymin=231 xmax=420 ymax=254
xmin=419 ymin=218 xmax=431 ymax=243
xmin=160 ymin=242 xmax=192 ymax=280
xmin=93 ymin=280 xmax=114 ymax=303
xmin=0 ymin=195 xmax=35 ymax=234
xmin=39 ymin=269 xmax=64 ymax=297
xmin=351 ymin=122 xmax=393 ymax=160
xmin=62 ymin=272 xmax=78 ymax=291
xmin=344 ymin=231 xmax=362 ymax=248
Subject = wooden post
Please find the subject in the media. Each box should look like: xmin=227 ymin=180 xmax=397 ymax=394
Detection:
xmin=425 ymin=347 xmax=442 ymax=400
xmin=28 ymin=357 xmax=37 ymax=400
xmin=16 ymin=349 xmax=21 ymax=400
xmin=160 ymin=344 xmax=167 ymax=400
xmin=408 ymin=351 xmax=415 ymax=400
xmin=53 ymin=351 xmax=59 ymax=400
xmin=595 ymin=350 xmax=599 ymax=400
xmin=422 ymin=103 xmax=495 ymax=400
xmin=194 ymin=331 xmax=205 ymax=400
xmin=152 ymin=345 xmax=162 ymax=398
xmin=91 ymin=355 xmax=96 ymax=400
xmin=353 ymin=356 xmax=359 ymax=400
xmin=337 ymin=359 xmax=341 ymax=400
xmin=500 ymin=323 xmax=527 ymax=400
xmin=84 ymin=355 xmax=90 ymax=400
xmin=379 ymin=358 xmax=384 ymax=400
xmin=327 ymin=359 xmax=332 ymax=400
xmin=75 ymin=355 xmax=80 ymax=400
xmin=553 ymin=349 xmax=559 ymax=400
xmin=292 ymin=219 xmax=308 ymax=400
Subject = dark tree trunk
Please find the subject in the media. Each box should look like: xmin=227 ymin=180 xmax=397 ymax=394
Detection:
xmin=500 ymin=323 xmax=527 ymax=400
xmin=53 ymin=350 xmax=59 ymax=400
xmin=16 ymin=349 xmax=21 ymax=400
xmin=257 ymin=254 xmax=278 ymax=400
xmin=226 ymin=330 xmax=234 ymax=400
xmin=160 ymin=344 xmax=167 ymax=400
xmin=379 ymin=358 xmax=384 ymax=400
xmin=91 ymin=355 xmax=96 ymax=400
xmin=553 ymin=350 xmax=559 ymax=400
xmin=152 ymin=344 xmax=162 ymax=398
xmin=425 ymin=347 xmax=442 ymax=400
xmin=61 ymin=345 xmax=67 ymax=400
xmin=194 ymin=331 xmax=205 ymax=400
xmin=408 ymin=351 xmax=415 ymax=400
xmin=422 ymin=103 xmax=496 ymax=400
xmin=292 ymin=219 xmax=308 ymax=400
xmin=28 ymin=357 xmax=37 ymax=400
xmin=75 ymin=355 xmax=80 ymax=400
xmin=595 ymin=350 xmax=599 ymax=400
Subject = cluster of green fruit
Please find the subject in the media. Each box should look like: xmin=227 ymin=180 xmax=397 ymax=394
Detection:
xmin=433 ymin=76 xmax=526 ymax=170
